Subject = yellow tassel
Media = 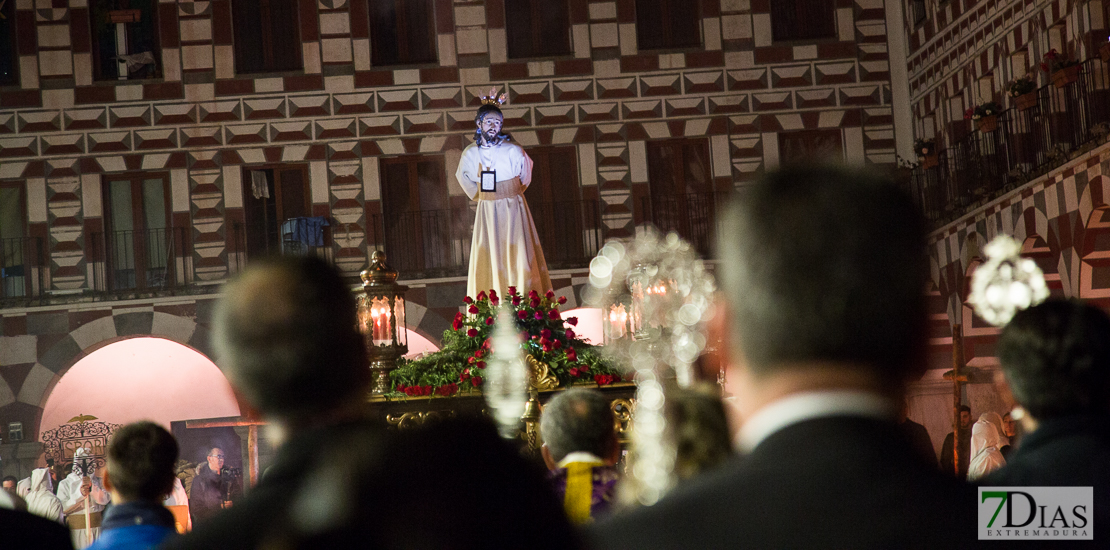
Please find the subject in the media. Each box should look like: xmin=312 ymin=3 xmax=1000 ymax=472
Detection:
xmin=564 ymin=462 xmax=597 ymax=524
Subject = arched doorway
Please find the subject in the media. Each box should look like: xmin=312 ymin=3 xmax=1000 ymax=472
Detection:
xmin=39 ymin=337 xmax=240 ymax=438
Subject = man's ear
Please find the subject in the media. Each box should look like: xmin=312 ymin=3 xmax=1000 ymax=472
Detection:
xmin=541 ymin=444 xmax=557 ymax=471
xmin=101 ymin=465 xmax=113 ymax=492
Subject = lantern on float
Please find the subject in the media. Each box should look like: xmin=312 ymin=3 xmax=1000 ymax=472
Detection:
xmin=358 ymin=250 xmax=408 ymax=394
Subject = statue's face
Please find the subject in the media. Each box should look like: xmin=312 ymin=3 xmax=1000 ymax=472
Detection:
xmin=477 ymin=113 xmax=504 ymax=143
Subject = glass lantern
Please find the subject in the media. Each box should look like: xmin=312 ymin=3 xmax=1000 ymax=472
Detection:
xmin=358 ymin=250 xmax=408 ymax=394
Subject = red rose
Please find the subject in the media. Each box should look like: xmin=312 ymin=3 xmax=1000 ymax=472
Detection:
xmin=485 ymin=317 xmax=494 ymax=325
xmin=452 ymin=318 xmax=463 ymax=331
xmin=565 ymin=329 xmax=576 ymax=340
xmin=463 ymin=296 xmax=473 ymax=304
xmin=467 ymin=328 xmax=478 ymax=337
xmin=396 ymin=384 xmax=407 ymax=392
xmin=548 ymin=309 xmax=560 ymax=320
xmin=482 ymin=339 xmax=491 ymax=349
xmin=566 ymin=348 xmax=577 ymax=361
xmin=552 ymin=339 xmax=562 ymax=349
xmin=508 ymin=286 xmax=517 ymax=295
xmin=512 ymin=296 xmax=521 ymax=306
xmin=534 ymin=312 xmax=544 ymax=320
xmin=558 ymin=296 xmax=567 ymax=305
xmin=530 ymin=299 xmax=540 ymax=308
xmin=468 ymin=305 xmax=479 ymax=314
xmin=569 ymin=367 xmax=579 ymax=377
xmin=612 ymin=374 xmax=621 ymax=383
xmin=468 ymin=356 xmax=476 ymax=364
xmin=489 ymin=289 xmax=498 ymax=297
xmin=476 ymin=291 xmax=487 ymax=301
xmin=542 ymin=342 xmax=553 ymax=352
xmin=545 ymin=290 xmax=555 ymax=299
xmin=471 ymin=375 xmax=483 ymax=386
xmin=476 ymin=361 xmax=486 ymax=369
xmin=567 ymin=317 xmax=578 ymax=326
xmin=541 ymin=328 xmax=552 ymax=339
xmin=579 ymin=364 xmax=588 ymax=373
xmin=529 ymin=290 xmax=539 ymax=299
xmin=517 ymin=310 xmax=528 ymax=320
xmin=490 ymin=296 xmax=500 ymax=305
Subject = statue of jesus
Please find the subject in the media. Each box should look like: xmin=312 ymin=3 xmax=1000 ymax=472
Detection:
xmin=455 ymin=88 xmax=552 ymax=299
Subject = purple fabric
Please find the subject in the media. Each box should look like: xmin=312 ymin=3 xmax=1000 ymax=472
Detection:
xmin=547 ymin=464 xmax=621 ymax=520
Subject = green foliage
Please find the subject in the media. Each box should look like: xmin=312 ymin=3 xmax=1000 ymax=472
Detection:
xmin=389 ymin=287 xmax=624 ymax=398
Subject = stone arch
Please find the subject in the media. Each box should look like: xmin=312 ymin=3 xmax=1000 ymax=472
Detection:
xmin=403 ymin=300 xmax=450 ymax=348
xmin=27 ymin=312 xmax=210 ymax=416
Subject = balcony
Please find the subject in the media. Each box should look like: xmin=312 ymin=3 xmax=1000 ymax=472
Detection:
xmin=89 ymin=228 xmax=191 ymax=294
xmin=906 ymin=58 xmax=1110 ymax=226
xmin=0 ymin=236 xmax=46 ymax=305
xmin=641 ymin=192 xmax=727 ymax=257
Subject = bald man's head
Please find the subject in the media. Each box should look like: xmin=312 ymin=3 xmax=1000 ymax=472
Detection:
xmin=214 ymin=256 xmax=370 ymax=422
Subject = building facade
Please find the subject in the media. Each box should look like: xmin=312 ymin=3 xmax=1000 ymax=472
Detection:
xmin=0 ymin=0 xmax=902 ymax=471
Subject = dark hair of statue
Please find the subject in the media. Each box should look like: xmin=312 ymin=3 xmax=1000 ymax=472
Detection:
xmin=717 ymin=163 xmax=928 ymax=383
xmin=997 ymin=299 xmax=1110 ymax=418
xmin=213 ymin=255 xmax=371 ymax=422
xmin=473 ymin=104 xmax=513 ymax=145
xmin=107 ymin=421 xmax=179 ymax=501
xmin=539 ymin=388 xmax=615 ymax=462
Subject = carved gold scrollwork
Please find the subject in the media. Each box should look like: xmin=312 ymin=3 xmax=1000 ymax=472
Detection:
xmin=526 ymin=355 xmax=559 ymax=391
xmin=385 ymin=410 xmax=457 ymax=430
xmin=611 ymin=398 xmax=634 ymax=443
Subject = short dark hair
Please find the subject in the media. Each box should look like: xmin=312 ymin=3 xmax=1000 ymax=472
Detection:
xmin=107 ymin=421 xmax=178 ymax=501
xmin=997 ymin=299 xmax=1110 ymax=419
xmin=2 ymin=475 xmax=16 ymax=484
xmin=718 ymin=163 xmax=927 ymax=381
xmin=540 ymin=388 xmax=615 ymax=462
xmin=958 ymin=405 xmax=971 ymax=414
xmin=214 ymin=256 xmax=370 ymax=421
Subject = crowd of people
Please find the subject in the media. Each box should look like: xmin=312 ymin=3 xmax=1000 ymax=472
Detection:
xmin=1 ymin=163 xmax=1109 ymax=549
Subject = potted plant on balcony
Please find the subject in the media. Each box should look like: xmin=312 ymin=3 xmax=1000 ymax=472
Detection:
xmin=914 ymin=138 xmax=938 ymax=169
xmin=965 ymin=101 xmax=1003 ymax=133
xmin=1007 ymin=76 xmax=1038 ymax=111
xmin=1040 ymin=49 xmax=1081 ymax=88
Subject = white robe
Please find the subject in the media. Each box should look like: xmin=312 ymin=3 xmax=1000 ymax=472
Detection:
xmin=24 ymin=468 xmax=64 ymax=524
xmin=967 ymin=418 xmax=1006 ymax=481
xmin=456 ymin=141 xmax=552 ymax=300
xmin=58 ymin=471 xmax=110 ymax=548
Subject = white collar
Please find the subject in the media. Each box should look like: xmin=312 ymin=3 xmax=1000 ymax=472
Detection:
xmin=557 ymin=451 xmax=605 ymax=468
xmin=736 ymin=390 xmax=896 ymax=454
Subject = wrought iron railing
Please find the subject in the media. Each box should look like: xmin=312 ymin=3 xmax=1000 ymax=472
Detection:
xmin=368 ymin=209 xmax=471 ymax=279
xmin=0 ymin=236 xmax=45 ymax=304
xmin=908 ymin=58 xmax=1110 ymax=226
xmin=640 ymin=192 xmax=726 ymax=256
xmin=228 ymin=220 xmax=335 ymax=276
xmin=89 ymin=227 xmax=190 ymax=292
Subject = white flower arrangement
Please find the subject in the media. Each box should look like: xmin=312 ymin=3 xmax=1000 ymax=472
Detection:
xmin=968 ymin=235 xmax=1050 ymax=326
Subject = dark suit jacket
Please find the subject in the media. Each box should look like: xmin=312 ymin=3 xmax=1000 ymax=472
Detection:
xmin=0 ymin=507 xmax=74 ymax=550
xmin=982 ymin=415 xmax=1110 ymax=548
xmin=592 ymin=416 xmax=978 ymax=550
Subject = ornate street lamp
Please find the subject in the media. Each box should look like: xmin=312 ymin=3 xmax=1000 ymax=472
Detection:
xmin=358 ymin=250 xmax=408 ymax=394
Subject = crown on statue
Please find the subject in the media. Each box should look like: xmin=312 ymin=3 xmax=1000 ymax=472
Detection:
xmin=480 ymin=86 xmax=507 ymax=106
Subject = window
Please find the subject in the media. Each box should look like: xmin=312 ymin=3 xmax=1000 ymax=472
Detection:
xmin=645 ymin=139 xmax=716 ymax=255
xmin=89 ymin=0 xmax=161 ymax=80
xmin=0 ymin=184 xmax=29 ymax=298
xmin=524 ymin=147 xmax=599 ymax=267
xmin=7 ymin=422 xmax=22 ymax=442
xmin=370 ymin=0 xmax=437 ymax=66
xmin=232 ymin=0 xmax=303 ymax=74
xmin=102 ymin=174 xmax=174 ymax=290
xmin=379 ymin=155 xmax=466 ymax=275
xmin=777 ymin=129 xmax=844 ymax=163
xmin=240 ymin=166 xmax=313 ymax=259
xmin=0 ymin=0 xmax=16 ymax=85
xmin=635 ymin=0 xmax=701 ymax=50
xmin=771 ymin=0 xmax=836 ymax=42
xmin=911 ymin=0 xmax=926 ymax=25
xmin=505 ymin=0 xmax=571 ymax=59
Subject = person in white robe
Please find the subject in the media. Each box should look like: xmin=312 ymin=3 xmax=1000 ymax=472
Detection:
xmin=24 ymin=467 xmax=65 ymax=524
xmin=455 ymin=93 xmax=552 ymax=299
xmin=57 ymin=448 xmax=110 ymax=548
xmin=967 ymin=414 xmax=1006 ymax=481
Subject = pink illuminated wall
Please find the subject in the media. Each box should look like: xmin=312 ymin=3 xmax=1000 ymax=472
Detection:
xmin=561 ymin=307 xmax=603 ymax=344
xmin=39 ymin=337 xmax=241 ymax=437
xmin=404 ymin=328 xmax=440 ymax=358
